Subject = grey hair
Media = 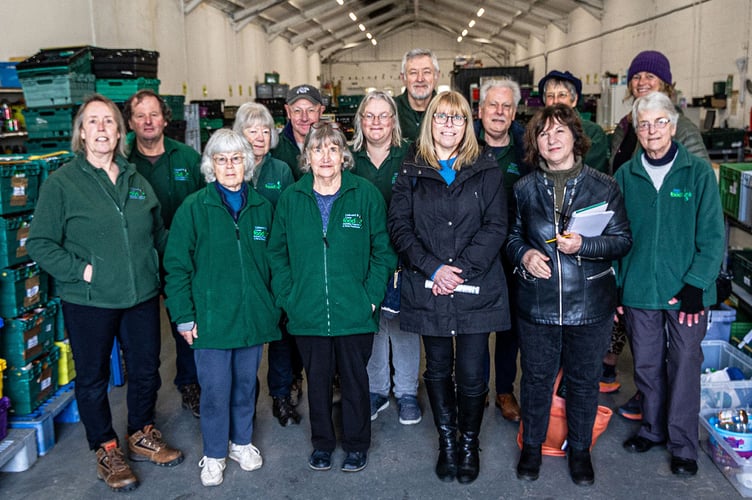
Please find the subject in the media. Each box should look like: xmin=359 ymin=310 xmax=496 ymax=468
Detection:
xmin=232 ymin=102 xmax=279 ymax=149
xmin=632 ymin=91 xmax=679 ymax=129
xmin=200 ymin=129 xmax=255 ymax=183
xmin=479 ymin=78 xmax=521 ymax=107
xmin=543 ymin=78 xmax=577 ymax=101
xmin=352 ymin=91 xmax=402 ymax=152
xmin=71 ymin=94 xmax=127 ymax=157
xmin=298 ymin=123 xmax=354 ymax=174
xmin=400 ymin=48 xmax=440 ymax=76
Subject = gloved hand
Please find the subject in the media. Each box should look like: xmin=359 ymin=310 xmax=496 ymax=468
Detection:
xmin=674 ymin=284 xmax=704 ymax=315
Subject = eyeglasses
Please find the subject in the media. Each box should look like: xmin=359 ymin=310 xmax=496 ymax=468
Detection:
xmin=545 ymin=91 xmax=571 ymax=101
xmin=213 ymin=154 xmax=244 ymax=166
xmin=636 ymin=117 xmax=671 ymax=131
xmin=362 ymin=112 xmax=393 ymax=123
xmin=311 ymin=121 xmax=341 ymax=130
xmin=433 ymin=113 xmax=466 ymax=126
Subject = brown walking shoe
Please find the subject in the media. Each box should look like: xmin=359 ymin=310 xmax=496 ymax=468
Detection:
xmin=495 ymin=393 xmax=522 ymax=422
xmin=128 ymin=425 xmax=184 ymax=466
xmin=96 ymin=439 xmax=139 ymax=492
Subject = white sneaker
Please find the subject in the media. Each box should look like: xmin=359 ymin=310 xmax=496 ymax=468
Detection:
xmin=229 ymin=442 xmax=263 ymax=471
xmin=198 ymin=456 xmax=226 ymax=486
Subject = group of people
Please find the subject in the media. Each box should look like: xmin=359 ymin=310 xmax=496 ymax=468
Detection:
xmin=23 ymin=46 xmax=724 ymax=492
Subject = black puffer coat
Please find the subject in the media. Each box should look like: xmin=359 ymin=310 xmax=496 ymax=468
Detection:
xmin=388 ymin=146 xmax=511 ymax=336
xmin=506 ymin=165 xmax=632 ymax=326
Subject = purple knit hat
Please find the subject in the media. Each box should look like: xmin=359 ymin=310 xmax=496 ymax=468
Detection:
xmin=627 ymin=50 xmax=672 ymax=84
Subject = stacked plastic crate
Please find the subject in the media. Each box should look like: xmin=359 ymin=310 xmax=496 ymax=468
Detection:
xmin=16 ymin=47 xmax=94 ymax=155
xmin=91 ymin=48 xmax=160 ymax=104
xmin=190 ymin=99 xmax=225 ymax=151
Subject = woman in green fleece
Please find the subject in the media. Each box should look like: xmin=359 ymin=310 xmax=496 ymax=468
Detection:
xmin=268 ymin=122 xmax=396 ymax=474
xmin=26 ymin=94 xmax=181 ymax=493
xmin=164 ymin=129 xmax=280 ymax=487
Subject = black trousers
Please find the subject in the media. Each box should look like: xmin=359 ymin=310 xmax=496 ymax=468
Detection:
xmin=296 ymin=334 xmax=373 ymax=453
xmin=64 ymin=295 xmax=162 ymax=449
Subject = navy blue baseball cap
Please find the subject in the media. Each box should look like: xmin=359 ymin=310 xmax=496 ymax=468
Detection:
xmin=538 ymin=70 xmax=583 ymax=105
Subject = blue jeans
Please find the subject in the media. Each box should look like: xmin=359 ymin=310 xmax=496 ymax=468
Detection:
xmin=170 ymin=320 xmax=198 ymax=388
xmin=63 ymin=296 xmax=162 ymax=449
xmin=194 ymin=345 xmax=262 ymax=459
xmin=267 ymin=318 xmax=303 ymax=398
xmin=422 ymin=333 xmax=489 ymax=396
xmin=367 ymin=312 xmax=420 ymax=398
xmin=518 ymin=316 xmax=611 ymax=450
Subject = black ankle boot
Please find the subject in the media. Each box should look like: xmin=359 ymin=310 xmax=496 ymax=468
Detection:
xmin=424 ymin=378 xmax=458 ymax=482
xmin=516 ymin=444 xmax=542 ymax=481
xmin=568 ymin=447 xmax=594 ymax=486
xmin=456 ymin=390 xmax=486 ymax=484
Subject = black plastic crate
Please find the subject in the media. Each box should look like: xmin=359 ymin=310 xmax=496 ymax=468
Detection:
xmin=190 ymin=100 xmax=224 ymax=119
xmin=16 ymin=46 xmax=92 ymax=77
xmin=164 ymin=120 xmax=186 ymax=142
xmin=91 ymin=48 xmax=159 ymax=79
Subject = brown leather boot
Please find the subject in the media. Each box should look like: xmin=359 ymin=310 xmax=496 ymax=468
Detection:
xmin=96 ymin=439 xmax=139 ymax=492
xmin=127 ymin=425 xmax=184 ymax=466
xmin=495 ymin=393 xmax=521 ymax=422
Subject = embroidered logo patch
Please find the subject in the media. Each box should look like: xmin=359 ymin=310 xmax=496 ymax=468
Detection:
xmin=342 ymin=213 xmax=363 ymax=229
xmin=263 ymin=180 xmax=282 ymax=191
xmin=173 ymin=168 xmax=190 ymax=181
xmin=507 ymin=163 xmax=520 ymax=176
xmin=252 ymin=226 xmax=269 ymax=241
xmin=128 ymin=187 xmax=146 ymax=200
xmin=669 ymin=188 xmax=692 ymax=202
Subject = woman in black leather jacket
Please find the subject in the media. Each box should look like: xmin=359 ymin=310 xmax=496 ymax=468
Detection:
xmin=507 ymin=104 xmax=631 ymax=486
xmin=388 ymin=91 xmax=510 ymax=485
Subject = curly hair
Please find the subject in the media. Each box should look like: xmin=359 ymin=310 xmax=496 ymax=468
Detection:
xmin=523 ymin=104 xmax=591 ymax=168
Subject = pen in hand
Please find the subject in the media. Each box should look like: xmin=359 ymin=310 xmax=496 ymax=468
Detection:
xmin=545 ymin=235 xmax=572 ymax=244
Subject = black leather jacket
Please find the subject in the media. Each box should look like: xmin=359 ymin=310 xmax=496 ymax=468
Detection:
xmin=506 ymin=164 xmax=632 ymax=325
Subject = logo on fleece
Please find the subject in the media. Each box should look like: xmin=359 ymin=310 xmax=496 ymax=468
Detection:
xmin=128 ymin=187 xmax=146 ymax=200
xmin=669 ymin=188 xmax=692 ymax=202
xmin=252 ymin=226 xmax=269 ymax=241
xmin=263 ymin=180 xmax=282 ymax=191
xmin=173 ymin=168 xmax=190 ymax=181
xmin=342 ymin=213 xmax=363 ymax=229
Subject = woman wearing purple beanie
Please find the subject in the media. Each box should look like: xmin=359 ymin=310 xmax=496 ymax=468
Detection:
xmin=603 ymin=50 xmax=711 ymax=421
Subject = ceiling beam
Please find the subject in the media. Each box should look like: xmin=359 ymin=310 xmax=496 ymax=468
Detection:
xmin=232 ymin=0 xmax=287 ymax=23
xmin=183 ymin=0 xmax=203 ymax=14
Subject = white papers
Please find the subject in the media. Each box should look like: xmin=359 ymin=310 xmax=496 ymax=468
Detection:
xmin=424 ymin=280 xmax=480 ymax=295
xmin=566 ymin=201 xmax=614 ymax=237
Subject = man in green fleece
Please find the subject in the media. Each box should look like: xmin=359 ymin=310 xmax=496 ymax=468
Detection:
xmin=271 ymin=84 xmax=325 ymax=180
xmin=395 ymin=48 xmax=440 ymax=142
xmin=124 ymin=90 xmax=205 ymax=418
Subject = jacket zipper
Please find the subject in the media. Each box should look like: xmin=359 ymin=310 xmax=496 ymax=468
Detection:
xmin=322 ymin=228 xmax=331 ymax=335
xmin=554 ymin=186 xmax=565 ymax=325
xmin=586 ymin=267 xmax=615 ymax=280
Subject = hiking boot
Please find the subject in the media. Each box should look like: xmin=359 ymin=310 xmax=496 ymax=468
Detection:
xmin=96 ymin=439 xmax=139 ymax=492
xmin=289 ymin=377 xmax=303 ymax=407
xmin=229 ymin=442 xmax=263 ymax=471
xmin=128 ymin=425 xmax=184 ymax=466
xmin=272 ymin=396 xmax=301 ymax=426
xmin=495 ymin=393 xmax=521 ymax=422
xmin=180 ymin=383 xmax=201 ymax=418
xmin=199 ymin=456 xmax=226 ymax=486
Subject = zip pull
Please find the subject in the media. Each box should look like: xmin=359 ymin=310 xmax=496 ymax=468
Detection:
xmin=577 ymin=255 xmax=582 ymax=266
xmin=393 ymin=268 xmax=399 ymax=288
xmin=323 ymin=236 xmax=329 ymax=248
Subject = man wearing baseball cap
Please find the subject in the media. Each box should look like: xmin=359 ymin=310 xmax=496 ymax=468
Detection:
xmin=538 ymin=70 xmax=610 ymax=173
xmin=272 ymin=84 xmax=325 ymax=179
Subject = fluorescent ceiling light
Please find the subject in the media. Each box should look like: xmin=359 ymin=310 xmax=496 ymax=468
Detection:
xmin=371 ymin=39 xmax=377 ymax=45
xmin=336 ymin=0 xmax=344 ymax=5
xmin=366 ymin=32 xmax=372 ymax=39
xmin=477 ymin=8 xmax=485 ymax=17
xmin=457 ymin=36 xmax=463 ymax=42
xmin=358 ymin=23 xmax=366 ymax=31
xmin=349 ymin=12 xmax=357 ymax=21
xmin=468 ymin=20 xmax=475 ymax=27
xmin=462 ymin=29 xmax=468 ymax=36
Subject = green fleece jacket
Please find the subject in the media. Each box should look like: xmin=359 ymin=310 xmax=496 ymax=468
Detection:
xmin=253 ymin=153 xmax=294 ymax=208
xmin=270 ymin=124 xmax=304 ymax=180
xmin=128 ymin=136 xmax=204 ymax=229
xmin=582 ymin=117 xmax=610 ymax=174
xmin=395 ymin=90 xmax=435 ymax=142
xmin=163 ymin=183 xmax=280 ymax=350
xmin=27 ymin=153 xmax=166 ymax=309
xmin=268 ymin=170 xmax=397 ymax=336
xmin=615 ymin=142 xmax=724 ymax=309
xmin=351 ymin=141 xmax=409 ymax=205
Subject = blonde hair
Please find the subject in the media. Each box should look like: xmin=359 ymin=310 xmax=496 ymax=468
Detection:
xmin=415 ymin=91 xmax=479 ymax=170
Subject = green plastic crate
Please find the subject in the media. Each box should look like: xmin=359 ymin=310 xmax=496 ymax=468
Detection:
xmin=16 ymin=46 xmax=92 ymax=77
xmin=25 ymin=139 xmax=72 ymax=156
xmin=20 ymin=73 xmax=95 ymax=108
xmin=22 ymin=106 xmax=75 ymax=139
xmin=0 ymin=262 xmax=48 ymax=318
xmin=95 ymin=78 xmax=160 ymax=102
xmin=199 ymin=118 xmax=223 ymax=129
xmin=0 ymin=161 xmax=40 ymax=215
xmin=719 ymin=163 xmax=752 ymax=219
xmin=0 ymin=213 xmax=33 ymax=269
xmin=1 ymin=303 xmax=56 ymax=368
xmin=30 ymin=151 xmax=74 ymax=184
xmin=4 ymin=344 xmax=59 ymax=415
xmin=161 ymin=94 xmax=184 ymax=121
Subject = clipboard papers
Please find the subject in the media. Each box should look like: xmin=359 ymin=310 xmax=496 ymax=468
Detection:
xmin=566 ymin=201 xmax=614 ymax=237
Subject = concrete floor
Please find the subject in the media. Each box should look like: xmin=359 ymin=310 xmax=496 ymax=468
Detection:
xmin=0 ymin=307 xmax=740 ymax=499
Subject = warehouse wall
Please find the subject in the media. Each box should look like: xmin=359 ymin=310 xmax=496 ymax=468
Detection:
xmin=0 ymin=0 xmax=320 ymax=106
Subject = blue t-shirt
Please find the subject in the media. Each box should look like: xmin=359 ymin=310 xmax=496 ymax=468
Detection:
xmin=439 ymin=157 xmax=457 ymax=185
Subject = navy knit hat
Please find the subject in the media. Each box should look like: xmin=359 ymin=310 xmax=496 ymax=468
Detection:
xmin=537 ymin=70 xmax=582 ymax=105
xmin=627 ymin=51 xmax=672 ymax=84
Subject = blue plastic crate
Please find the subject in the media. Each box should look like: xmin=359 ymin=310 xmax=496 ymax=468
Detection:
xmin=706 ymin=303 xmax=737 ymax=342
xmin=0 ymin=62 xmax=20 ymax=88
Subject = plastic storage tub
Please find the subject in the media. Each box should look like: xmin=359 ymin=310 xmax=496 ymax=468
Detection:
xmin=701 ymin=340 xmax=752 ymax=410
xmin=706 ymin=303 xmax=738 ymax=341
